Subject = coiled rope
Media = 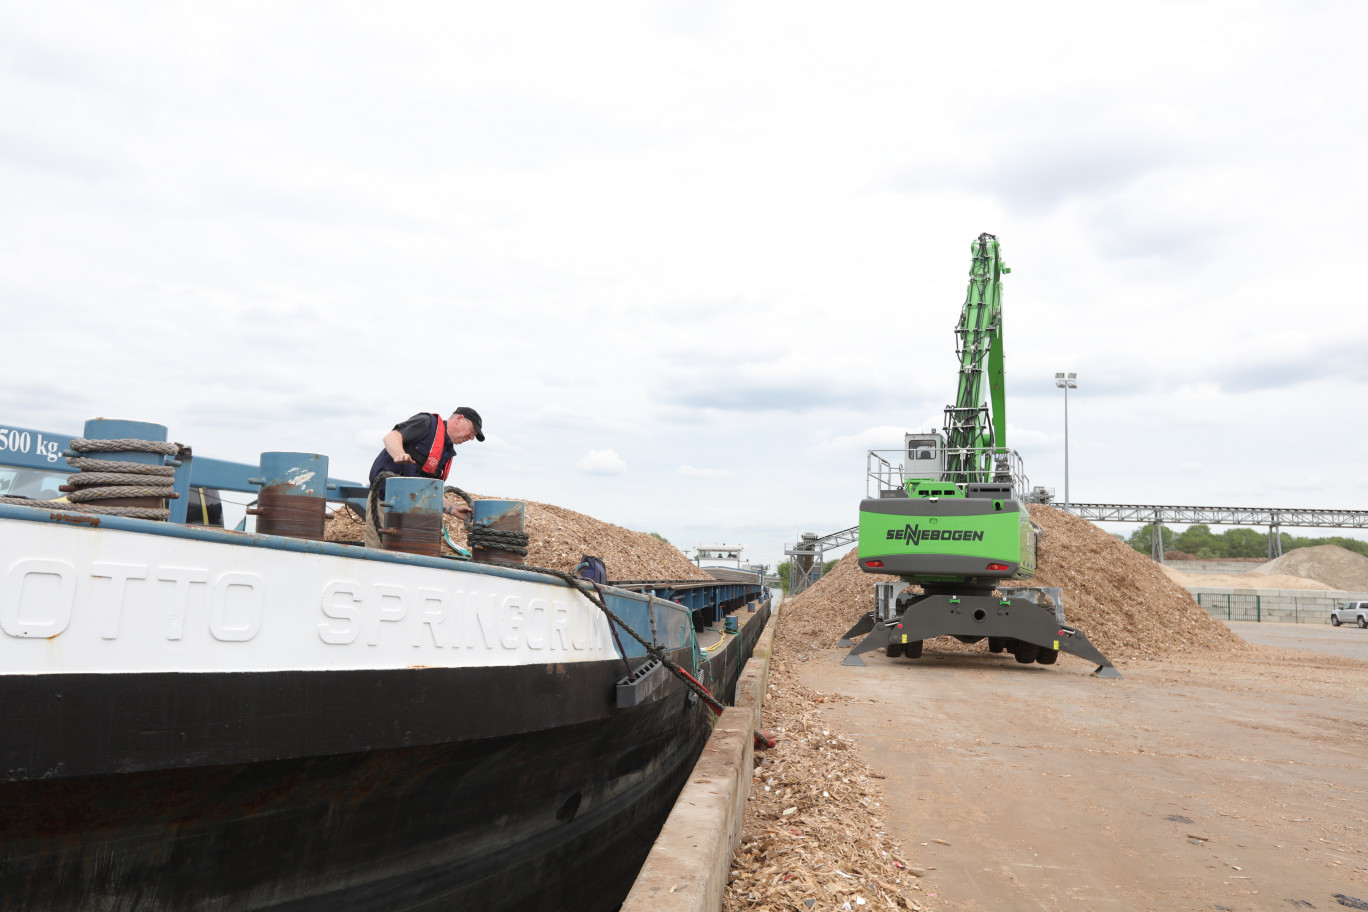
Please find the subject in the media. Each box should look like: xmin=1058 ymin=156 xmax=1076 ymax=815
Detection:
xmin=368 ymin=470 xmax=400 ymax=533
xmin=0 ymin=437 xmax=182 ymax=520
xmin=447 ymin=486 xmax=531 ymax=556
xmin=467 ymin=525 xmax=530 ymax=556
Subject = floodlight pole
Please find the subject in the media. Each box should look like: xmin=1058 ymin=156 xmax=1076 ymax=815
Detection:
xmin=1054 ymin=372 xmax=1077 ymax=507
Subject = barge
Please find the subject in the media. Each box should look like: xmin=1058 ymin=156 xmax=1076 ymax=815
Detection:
xmin=0 ymin=419 xmax=769 ymax=911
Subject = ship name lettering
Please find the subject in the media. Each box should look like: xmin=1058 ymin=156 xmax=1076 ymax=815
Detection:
xmin=1 ymin=560 xmax=263 ymax=641
xmin=318 ymin=580 xmax=598 ymax=652
xmin=1 ymin=559 xmax=76 ymax=638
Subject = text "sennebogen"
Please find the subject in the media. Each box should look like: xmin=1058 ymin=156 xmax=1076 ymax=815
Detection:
xmin=885 ymin=525 xmax=985 ymax=546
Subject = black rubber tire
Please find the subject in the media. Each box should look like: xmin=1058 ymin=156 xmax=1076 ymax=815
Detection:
xmin=1331 ymin=615 xmax=1342 ymax=627
xmin=1036 ymin=647 xmax=1059 ymax=665
xmin=906 ymin=639 xmax=924 ymax=659
xmin=1013 ymin=641 xmax=1038 ymax=664
xmin=1359 ymin=616 xmax=1367 ymax=629
xmin=987 ymin=637 xmax=1006 ymax=654
xmin=885 ymin=643 xmax=904 ymax=658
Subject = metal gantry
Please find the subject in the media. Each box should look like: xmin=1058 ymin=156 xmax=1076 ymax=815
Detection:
xmin=1056 ymin=502 xmax=1368 ymax=562
xmin=784 ymin=526 xmax=859 ymax=595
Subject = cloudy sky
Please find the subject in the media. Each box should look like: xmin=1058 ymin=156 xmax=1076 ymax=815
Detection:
xmin=4 ymin=1 xmax=1366 ymax=570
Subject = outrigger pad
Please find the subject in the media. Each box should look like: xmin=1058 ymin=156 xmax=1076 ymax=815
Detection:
xmin=837 ymin=611 xmax=876 ymax=648
xmin=1055 ymin=625 xmax=1122 ymax=679
xmin=840 ymin=616 xmax=893 ymax=667
xmin=838 ymin=592 xmax=1123 ymax=678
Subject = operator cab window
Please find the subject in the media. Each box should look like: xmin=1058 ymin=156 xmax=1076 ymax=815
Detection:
xmin=908 ymin=439 xmax=937 ymax=460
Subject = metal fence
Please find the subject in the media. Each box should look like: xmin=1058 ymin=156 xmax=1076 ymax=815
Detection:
xmin=1194 ymin=591 xmax=1343 ymax=624
xmin=1196 ymin=592 xmax=1262 ymax=622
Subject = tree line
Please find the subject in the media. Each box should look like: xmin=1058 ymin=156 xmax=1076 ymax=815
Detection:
xmin=1124 ymin=524 xmax=1368 ymax=560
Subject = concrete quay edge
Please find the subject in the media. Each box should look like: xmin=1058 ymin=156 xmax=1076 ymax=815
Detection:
xmin=619 ymin=601 xmax=780 ymax=912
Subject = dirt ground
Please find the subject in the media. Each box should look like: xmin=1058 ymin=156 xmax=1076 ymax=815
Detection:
xmin=793 ymin=625 xmax=1368 ymax=912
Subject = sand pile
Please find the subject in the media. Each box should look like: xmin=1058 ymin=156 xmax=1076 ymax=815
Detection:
xmin=781 ymin=504 xmax=1245 ymax=660
xmin=324 ymin=493 xmax=711 ymax=582
xmin=1250 ymin=544 xmax=1368 ymax=592
xmin=1159 ymin=566 xmax=1335 ymax=591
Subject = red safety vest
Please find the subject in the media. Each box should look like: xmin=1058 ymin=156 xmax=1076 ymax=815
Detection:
xmin=421 ymin=413 xmax=452 ymax=480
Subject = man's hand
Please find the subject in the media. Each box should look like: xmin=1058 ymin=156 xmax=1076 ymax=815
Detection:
xmin=443 ymin=502 xmax=472 ymax=519
xmin=382 ymin=430 xmax=414 ymax=465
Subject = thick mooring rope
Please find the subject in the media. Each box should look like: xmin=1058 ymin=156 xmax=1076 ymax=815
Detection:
xmin=467 ymin=525 xmax=530 ymax=556
xmin=61 ymin=438 xmax=180 ymax=517
xmin=449 ymin=486 xmax=531 ymax=556
xmin=0 ymin=437 xmax=181 ymax=520
xmin=368 ymin=470 xmax=400 ymax=533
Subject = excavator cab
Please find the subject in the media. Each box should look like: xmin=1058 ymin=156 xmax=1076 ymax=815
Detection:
xmin=903 ymin=432 xmax=944 ymax=481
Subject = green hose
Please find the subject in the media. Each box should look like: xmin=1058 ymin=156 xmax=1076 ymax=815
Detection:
xmin=442 ymin=526 xmax=472 ymax=559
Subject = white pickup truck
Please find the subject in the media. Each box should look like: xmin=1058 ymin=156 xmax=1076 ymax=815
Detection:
xmin=1330 ymin=601 xmax=1368 ymax=628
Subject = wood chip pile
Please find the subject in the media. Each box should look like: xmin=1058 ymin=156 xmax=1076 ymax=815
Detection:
xmin=724 ymin=638 xmax=933 ymax=912
xmin=323 ymin=493 xmax=712 ymax=582
xmin=780 ymin=504 xmax=1246 ymax=661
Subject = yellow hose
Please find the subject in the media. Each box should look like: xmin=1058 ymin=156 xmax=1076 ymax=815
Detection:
xmin=701 ymin=632 xmax=727 ymax=653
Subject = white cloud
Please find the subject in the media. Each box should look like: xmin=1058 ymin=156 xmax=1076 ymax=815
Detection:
xmin=814 ymin=426 xmax=926 ymax=453
xmin=1005 ymin=424 xmax=1052 ymax=448
xmin=3 ymin=2 xmax=1368 ymax=567
xmin=575 ymin=449 xmax=627 ymax=475
xmin=524 ymin=405 xmax=641 ymax=435
xmin=676 ymin=465 xmax=736 ymax=478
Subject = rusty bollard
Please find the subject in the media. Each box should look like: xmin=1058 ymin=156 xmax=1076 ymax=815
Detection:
xmin=247 ymin=452 xmax=329 ymax=540
xmin=379 ymin=476 xmax=443 ymax=557
xmin=469 ymin=499 xmax=527 ymax=565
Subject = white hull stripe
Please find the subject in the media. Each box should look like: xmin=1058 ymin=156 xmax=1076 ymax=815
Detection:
xmin=0 ymin=514 xmax=689 ymax=675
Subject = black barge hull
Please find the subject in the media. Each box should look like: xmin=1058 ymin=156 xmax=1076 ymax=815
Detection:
xmin=0 ymin=603 xmax=769 ymax=911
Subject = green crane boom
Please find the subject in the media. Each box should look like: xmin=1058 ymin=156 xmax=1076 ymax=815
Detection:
xmin=944 ymin=232 xmax=1009 ymax=486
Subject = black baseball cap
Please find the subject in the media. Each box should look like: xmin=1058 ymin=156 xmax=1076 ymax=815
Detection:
xmin=455 ymin=407 xmax=485 ymax=441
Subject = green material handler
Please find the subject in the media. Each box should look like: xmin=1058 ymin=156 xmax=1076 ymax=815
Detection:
xmin=839 ymin=233 xmax=1119 ymax=677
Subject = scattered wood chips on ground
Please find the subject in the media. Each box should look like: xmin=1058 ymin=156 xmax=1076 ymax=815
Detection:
xmin=724 ymin=614 xmax=932 ymax=912
xmin=324 ymin=492 xmax=713 ymax=582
